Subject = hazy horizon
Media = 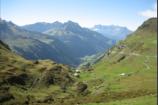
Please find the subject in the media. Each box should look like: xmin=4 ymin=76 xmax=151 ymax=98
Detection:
xmin=1 ymin=0 xmax=157 ymax=31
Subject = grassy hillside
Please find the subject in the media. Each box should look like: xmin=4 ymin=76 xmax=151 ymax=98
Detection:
xmin=77 ymin=18 xmax=157 ymax=105
xmin=0 ymin=18 xmax=157 ymax=105
xmin=0 ymin=40 xmax=75 ymax=105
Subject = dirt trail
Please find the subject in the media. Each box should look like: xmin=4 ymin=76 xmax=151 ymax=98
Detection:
xmin=110 ymin=51 xmax=157 ymax=58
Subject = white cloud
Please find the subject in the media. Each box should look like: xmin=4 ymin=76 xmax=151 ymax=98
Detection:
xmin=139 ymin=3 xmax=157 ymax=18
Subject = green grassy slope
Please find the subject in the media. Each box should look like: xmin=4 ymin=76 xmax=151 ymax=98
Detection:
xmin=0 ymin=40 xmax=75 ymax=105
xmin=78 ymin=18 xmax=157 ymax=105
xmin=82 ymin=95 xmax=157 ymax=105
xmin=0 ymin=18 xmax=157 ymax=105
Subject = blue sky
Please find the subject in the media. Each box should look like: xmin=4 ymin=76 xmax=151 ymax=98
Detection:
xmin=0 ymin=0 xmax=157 ymax=30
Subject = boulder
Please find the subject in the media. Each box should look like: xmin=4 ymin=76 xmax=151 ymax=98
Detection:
xmin=76 ymin=82 xmax=88 ymax=93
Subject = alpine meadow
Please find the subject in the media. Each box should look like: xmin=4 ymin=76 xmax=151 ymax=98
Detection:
xmin=0 ymin=0 xmax=157 ymax=105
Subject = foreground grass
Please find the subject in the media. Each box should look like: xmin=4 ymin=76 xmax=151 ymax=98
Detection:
xmin=82 ymin=95 xmax=157 ymax=105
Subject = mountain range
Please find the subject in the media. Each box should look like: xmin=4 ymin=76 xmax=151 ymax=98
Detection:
xmin=91 ymin=25 xmax=132 ymax=41
xmin=0 ymin=20 xmax=78 ymax=66
xmin=0 ymin=20 xmax=113 ymax=66
xmin=0 ymin=18 xmax=156 ymax=105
